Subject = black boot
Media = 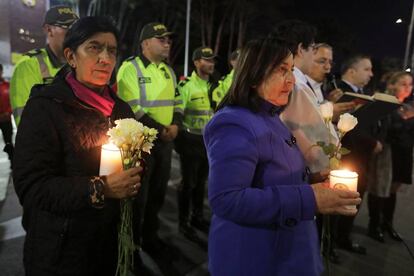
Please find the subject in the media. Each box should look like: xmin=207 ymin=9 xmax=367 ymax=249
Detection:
xmin=382 ymin=193 xmax=402 ymax=241
xmin=367 ymin=193 xmax=385 ymax=243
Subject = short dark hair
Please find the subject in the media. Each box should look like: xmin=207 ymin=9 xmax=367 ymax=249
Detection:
xmin=63 ymin=16 xmax=119 ymax=52
xmin=270 ymin=19 xmax=317 ymax=56
xmin=340 ymin=54 xmax=371 ymax=76
xmin=217 ymin=37 xmax=291 ymax=112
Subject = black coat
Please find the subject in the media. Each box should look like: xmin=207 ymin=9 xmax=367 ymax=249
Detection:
xmin=13 ymin=71 xmax=134 ymax=275
xmin=336 ymin=80 xmax=378 ymax=189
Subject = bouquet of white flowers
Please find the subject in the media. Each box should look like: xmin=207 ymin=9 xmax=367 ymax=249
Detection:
xmin=107 ymin=118 xmax=158 ymax=276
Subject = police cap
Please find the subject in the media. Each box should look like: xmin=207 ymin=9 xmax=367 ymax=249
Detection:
xmin=44 ymin=5 xmax=78 ymax=29
xmin=192 ymin=46 xmax=216 ymax=61
xmin=140 ymin=22 xmax=174 ymax=42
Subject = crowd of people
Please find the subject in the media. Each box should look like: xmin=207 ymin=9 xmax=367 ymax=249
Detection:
xmin=1 ymin=4 xmax=413 ymax=276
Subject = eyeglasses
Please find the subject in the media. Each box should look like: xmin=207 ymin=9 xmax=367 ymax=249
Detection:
xmin=314 ymin=59 xmax=335 ymax=67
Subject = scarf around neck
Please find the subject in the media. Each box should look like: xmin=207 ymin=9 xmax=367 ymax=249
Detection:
xmin=65 ymin=72 xmax=115 ymax=117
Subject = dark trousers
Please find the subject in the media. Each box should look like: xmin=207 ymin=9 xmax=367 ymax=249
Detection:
xmin=132 ymin=140 xmax=173 ymax=246
xmin=177 ymin=151 xmax=208 ymax=224
xmin=0 ymin=120 xmax=13 ymax=161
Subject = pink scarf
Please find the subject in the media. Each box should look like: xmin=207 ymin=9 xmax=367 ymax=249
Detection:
xmin=65 ymin=72 xmax=115 ymax=117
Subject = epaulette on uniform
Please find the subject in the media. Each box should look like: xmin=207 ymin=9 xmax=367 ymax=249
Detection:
xmin=178 ymin=77 xmax=190 ymax=87
xmin=24 ymin=48 xmax=43 ymax=57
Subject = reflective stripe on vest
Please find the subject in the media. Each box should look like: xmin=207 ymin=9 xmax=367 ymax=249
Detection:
xmin=131 ymin=59 xmax=175 ymax=107
xmin=13 ymin=107 xmax=24 ymax=118
xmin=35 ymin=54 xmax=51 ymax=80
xmin=134 ymin=109 xmax=146 ymax=120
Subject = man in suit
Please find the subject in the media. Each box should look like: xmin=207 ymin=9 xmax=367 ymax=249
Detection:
xmin=334 ymin=54 xmax=381 ymax=255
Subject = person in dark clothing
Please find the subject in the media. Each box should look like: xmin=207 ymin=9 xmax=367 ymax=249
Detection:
xmin=366 ymin=71 xmax=414 ymax=243
xmin=0 ymin=64 xmax=13 ymax=168
xmin=13 ymin=16 xmax=142 ymax=275
xmin=334 ymin=55 xmax=380 ymax=255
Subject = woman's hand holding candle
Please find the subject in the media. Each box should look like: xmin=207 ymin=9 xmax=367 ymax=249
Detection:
xmin=312 ymin=182 xmax=361 ymax=216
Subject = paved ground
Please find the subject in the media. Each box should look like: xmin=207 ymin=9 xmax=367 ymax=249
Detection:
xmin=0 ymin=134 xmax=414 ymax=275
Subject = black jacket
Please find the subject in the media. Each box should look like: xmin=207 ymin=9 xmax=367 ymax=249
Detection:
xmin=13 ymin=70 xmax=134 ymax=275
xmin=337 ymin=80 xmax=378 ymax=177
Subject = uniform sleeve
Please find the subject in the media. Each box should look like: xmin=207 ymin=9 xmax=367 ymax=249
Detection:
xmin=117 ymin=61 xmax=165 ymax=133
xmin=10 ymin=57 xmax=43 ymax=125
xmin=13 ymin=97 xmax=92 ymax=215
xmin=204 ymin=112 xmax=316 ymax=226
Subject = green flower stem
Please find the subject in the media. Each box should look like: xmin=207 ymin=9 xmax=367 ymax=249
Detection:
xmin=115 ymin=149 xmax=139 ymax=276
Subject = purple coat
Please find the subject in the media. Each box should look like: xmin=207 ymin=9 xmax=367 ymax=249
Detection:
xmin=204 ymin=101 xmax=323 ymax=276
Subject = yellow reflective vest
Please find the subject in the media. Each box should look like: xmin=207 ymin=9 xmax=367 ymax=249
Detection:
xmin=10 ymin=47 xmax=62 ymax=125
xmin=175 ymin=71 xmax=213 ymax=134
xmin=116 ymin=55 xmax=180 ymax=130
xmin=211 ymin=69 xmax=234 ymax=109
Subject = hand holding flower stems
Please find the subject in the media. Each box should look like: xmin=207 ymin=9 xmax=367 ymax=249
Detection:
xmin=107 ymin=118 xmax=158 ymax=276
xmin=104 ymin=167 xmax=143 ymax=198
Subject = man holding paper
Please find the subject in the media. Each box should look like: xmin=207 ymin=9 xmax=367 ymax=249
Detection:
xmin=334 ymin=54 xmax=381 ymax=255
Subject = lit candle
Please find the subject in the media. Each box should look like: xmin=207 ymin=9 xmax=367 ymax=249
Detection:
xmin=329 ymin=169 xmax=358 ymax=209
xmin=99 ymin=143 xmax=122 ymax=175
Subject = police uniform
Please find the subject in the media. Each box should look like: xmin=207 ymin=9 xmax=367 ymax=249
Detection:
xmin=174 ymin=47 xmax=216 ymax=234
xmin=211 ymin=69 xmax=234 ymax=109
xmin=116 ymin=23 xmax=181 ymax=251
xmin=10 ymin=47 xmax=64 ymax=125
xmin=9 ymin=6 xmax=78 ymax=126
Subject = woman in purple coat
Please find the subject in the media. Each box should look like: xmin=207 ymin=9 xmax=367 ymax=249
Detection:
xmin=204 ymin=37 xmax=362 ymax=276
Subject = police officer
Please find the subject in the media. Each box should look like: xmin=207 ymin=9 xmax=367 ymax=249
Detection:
xmin=175 ymin=46 xmax=216 ymax=241
xmin=117 ymin=22 xmax=181 ymax=268
xmin=10 ymin=5 xmax=78 ymax=126
xmin=211 ymin=48 xmax=239 ymax=109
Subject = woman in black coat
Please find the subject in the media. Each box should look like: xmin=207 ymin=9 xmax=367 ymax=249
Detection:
xmin=13 ymin=16 xmax=141 ymax=275
xmin=366 ymin=71 xmax=414 ymax=243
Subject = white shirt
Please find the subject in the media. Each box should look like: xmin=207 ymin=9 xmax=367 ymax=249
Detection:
xmin=281 ymin=67 xmax=339 ymax=173
xmin=305 ymin=76 xmax=325 ymax=105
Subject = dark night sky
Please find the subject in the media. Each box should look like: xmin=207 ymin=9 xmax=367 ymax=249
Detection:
xmin=287 ymin=0 xmax=413 ymax=61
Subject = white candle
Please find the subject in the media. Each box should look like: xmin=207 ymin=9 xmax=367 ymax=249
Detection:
xmin=99 ymin=143 xmax=122 ymax=175
xmin=329 ymin=169 xmax=358 ymax=209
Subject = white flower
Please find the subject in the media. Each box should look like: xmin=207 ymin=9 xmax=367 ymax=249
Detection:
xmin=337 ymin=113 xmax=358 ymax=133
xmin=142 ymin=142 xmax=154 ymax=154
xmin=107 ymin=118 xmax=158 ymax=155
xmin=320 ymin=101 xmax=333 ymax=121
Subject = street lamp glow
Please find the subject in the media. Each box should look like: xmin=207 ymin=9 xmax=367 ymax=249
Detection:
xmin=396 ymin=18 xmax=403 ymax=24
